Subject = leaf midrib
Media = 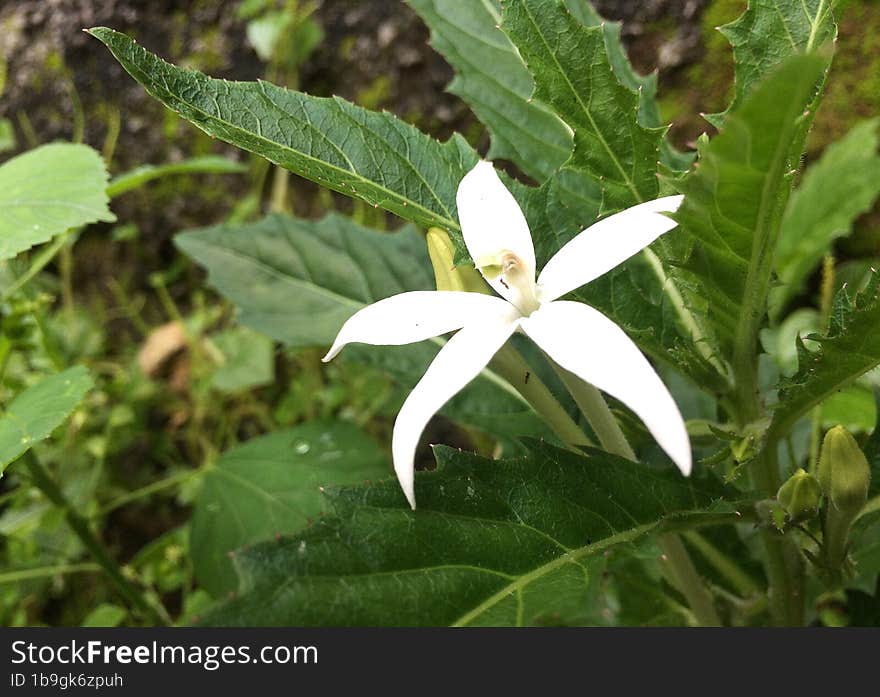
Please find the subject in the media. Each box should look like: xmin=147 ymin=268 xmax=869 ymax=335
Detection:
xmin=96 ymin=30 xmax=462 ymax=234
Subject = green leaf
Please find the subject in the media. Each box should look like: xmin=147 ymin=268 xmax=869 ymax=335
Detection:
xmin=81 ymin=603 xmax=127 ymax=627
xmin=190 ymin=422 xmax=390 ymax=596
xmin=88 ymin=27 xmax=477 ymax=238
xmin=770 ymin=274 xmax=880 ymax=441
xmin=0 ymin=144 xmax=115 ymax=260
xmin=209 ymin=327 xmax=275 ymax=393
xmin=772 ymin=118 xmax=880 ymax=317
xmin=176 ymin=212 xmax=550 ymax=444
xmin=176 ymin=212 xmax=434 ymax=348
xmin=0 ymin=366 xmax=94 ymax=475
xmin=501 ymin=0 xmax=664 ymax=214
xmin=406 ymin=0 xmax=571 ymax=181
xmin=670 ymin=54 xmax=829 ymax=407
xmin=707 ymin=0 xmax=836 ymax=127
xmin=106 ymin=155 xmax=247 ymax=198
xmin=200 ymin=442 xmax=740 ymax=626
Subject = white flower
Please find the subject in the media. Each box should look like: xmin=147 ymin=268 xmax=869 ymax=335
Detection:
xmin=323 ymin=161 xmax=691 ymax=508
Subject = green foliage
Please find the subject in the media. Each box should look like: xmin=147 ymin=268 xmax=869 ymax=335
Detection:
xmin=176 ymin=212 xmax=433 ymax=348
xmin=772 ymin=118 xmax=880 ymax=316
xmin=87 ymin=27 xmax=478 ymax=243
xmin=208 ymin=327 xmax=275 ymax=393
xmin=201 ymin=443 xmax=739 ymax=626
xmin=771 ymin=274 xmax=880 ymax=440
xmin=190 ymin=422 xmax=389 ymax=595
xmin=708 ymin=0 xmax=837 ymax=126
xmin=502 ymin=0 xmax=662 ymax=215
xmin=671 ymin=54 xmax=829 ymax=406
xmin=0 ymin=366 xmax=93 ymax=475
xmin=406 ymin=0 xmax=571 ymax=181
xmin=0 ymin=144 xmax=115 ymax=260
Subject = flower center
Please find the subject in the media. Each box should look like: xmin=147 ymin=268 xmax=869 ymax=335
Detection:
xmin=477 ymin=250 xmax=540 ymax=316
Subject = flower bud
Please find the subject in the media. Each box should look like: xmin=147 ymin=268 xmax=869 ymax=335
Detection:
xmin=776 ymin=468 xmax=821 ymax=523
xmin=426 ymin=227 xmax=489 ymax=294
xmin=818 ymin=426 xmax=871 ymax=516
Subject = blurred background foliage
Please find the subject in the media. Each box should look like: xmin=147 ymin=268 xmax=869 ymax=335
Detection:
xmin=1 ymin=0 xmax=879 ymax=626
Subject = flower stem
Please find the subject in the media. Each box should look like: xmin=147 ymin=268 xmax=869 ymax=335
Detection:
xmin=24 ymin=455 xmax=166 ymax=625
xmin=489 ymin=345 xmax=592 ymax=448
xmin=555 ymin=368 xmax=635 ymax=459
xmin=657 ymin=533 xmax=722 ymax=626
xmin=553 ymin=364 xmax=720 ymax=625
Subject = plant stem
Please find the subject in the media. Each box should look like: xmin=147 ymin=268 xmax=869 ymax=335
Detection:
xmin=657 ymin=533 xmax=722 ymax=626
xmin=555 ymin=368 xmax=634 ymax=458
xmin=751 ymin=447 xmax=805 ymax=625
xmin=24 ymin=456 xmax=165 ymax=625
xmin=489 ymin=345 xmax=593 ymax=448
xmin=552 ymin=363 xmax=720 ymax=625
xmin=682 ymin=530 xmax=761 ymax=598
xmin=0 ymin=563 xmax=101 ymax=585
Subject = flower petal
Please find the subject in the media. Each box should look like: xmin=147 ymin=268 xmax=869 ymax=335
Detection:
xmin=521 ymin=300 xmax=691 ymax=475
xmin=322 ymin=291 xmax=510 ymax=361
xmin=537 ymin=195 xmax=684 ymax=302
xmin=456 ymin=160 xmax=536 ymax=302
xmin=393 ymin=305 xmax=521 ymax=508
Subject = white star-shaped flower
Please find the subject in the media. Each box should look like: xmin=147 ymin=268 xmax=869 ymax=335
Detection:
xmin=324 ymin=161 xmax=691 ymax=508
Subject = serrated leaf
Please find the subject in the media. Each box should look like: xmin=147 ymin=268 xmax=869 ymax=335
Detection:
xmin=106 ymin=155 xmax=247 ymax=198
xmin=771 ymin=118 xmax=880 ymax=317
xmin=199 ymin=442 xmax=742 ymax=626
xmin=406 ymin=0 xmax=572 ymax=181
xmin=670 ymin=54 xmax=829 ymax=409
xmin=176 ymin=212 xmax=549 ymax=444
xmin=190 ymin=422 xmax=389 ymax=596
xmin=771 ymin=274 xmax=880 ymax=441
xmin=0 ymin=144 xmax=115 ymax=260
xmin=88 ymin=27 xmax=477 ymax=239
xmin=0 ymin=366 xmax=93 ymax=475
xmin=707 ymin=0 xmax=836 ymax=126
xmin=502 ymin=0 xmax=664 ymax=214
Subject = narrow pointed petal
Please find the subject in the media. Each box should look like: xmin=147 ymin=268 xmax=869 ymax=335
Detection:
xmin=322 ymin=291 xmax=510 ymax=361
xmin=537 ymin=195 xmax=684 ymax=302
xmin=456 ymin=161 xmax=537 ymax=303
xmin=393 ymin=306 xmax=521 ymax=508
xmin=521 ymin=301 xmax=691 ymax=475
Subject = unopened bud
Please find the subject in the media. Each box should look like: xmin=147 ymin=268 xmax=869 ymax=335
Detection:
xmin=426 ymin=228 xmax=488 ymax=294
xmin=818 ymin=426 xmax=871 ymax=517
xmin=777 ymin=468 xmax=821 ymax=523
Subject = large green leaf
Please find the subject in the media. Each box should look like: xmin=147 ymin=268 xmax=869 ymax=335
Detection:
xmin=0 ymin=366 xmax=94 ymax=475
xmin=501 ymin=0 xmax=663 ymax=214
xmin=200 ymin=442 xmax=740 ymax=626
xmin=190 ymin=422 xmax=390 ymax=596
xmin=88 ymin=28 xmax=477 ymax=239
xmin=707 ymin=0 xmax=836 ymax=126
xmin=406 ymin=0 xmax=571 ymax=181
xmin=772 ymin=118 xmax=880 ymax=317
xmin=0 ymin=144 xmax=115 ymax=260
xmin=176 ymin=212 xmax=550 ymax=443
xmin=176 ymin=213 xmax=433 ymax=348
xmin=670 ymin=54 xmax=829 ymax=412
xmin=770 ymin=273 xmax=880 ymax=441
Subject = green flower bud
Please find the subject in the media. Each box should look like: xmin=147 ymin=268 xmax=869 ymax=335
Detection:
xmin=817 ymin=426 xmax=871 ymax=516
xmin=776 ymin=468 xmax=822 ymax=523
xmin=426 ymin=228 xmax=489 ymax=294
